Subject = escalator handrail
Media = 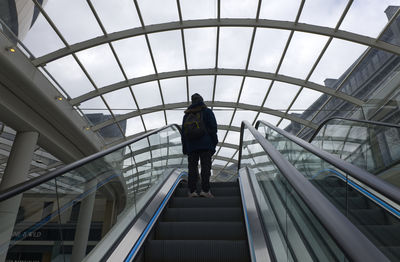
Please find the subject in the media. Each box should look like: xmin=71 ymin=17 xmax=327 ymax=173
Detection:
xmin=239 ymin=120 xmax=389 ymax=262
xmin=309 ymin=117 xmax=400 ymax=143
xmin=256 ymin=120 xmax=400 ymax=205
xmin=0 ymin=124 xmax=182 ymax=202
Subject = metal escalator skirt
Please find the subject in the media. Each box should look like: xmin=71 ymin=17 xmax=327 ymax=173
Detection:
xmin=106 ymin=170 xmax=186 ymax=262
xmin=239 ymin=168 xmax=272 ymax=262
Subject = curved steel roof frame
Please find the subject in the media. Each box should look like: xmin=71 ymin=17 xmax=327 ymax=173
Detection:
xmin=69 ymin=69 xmax=364 ymax=106
xmin=32 ymin=19 xmax=400 ymax=66
xmin=25 ymin=0 xmax=400 ymax=177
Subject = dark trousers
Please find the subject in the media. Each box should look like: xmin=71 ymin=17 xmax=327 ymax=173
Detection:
xmin=188 ymin=150 xmax=212 ymax=193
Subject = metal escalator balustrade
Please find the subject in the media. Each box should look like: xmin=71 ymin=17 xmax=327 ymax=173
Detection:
xmin=239 ymin=120 xmax=389 ymax=261
xmin=0 ymin=124 xmax=186 ymax=261
xmin=309 ymin=117 xmax=400 ymax=188
xmin=256 ymin=120 xmax=400 ymax=261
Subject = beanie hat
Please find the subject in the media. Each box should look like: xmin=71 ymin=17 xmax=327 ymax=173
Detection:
xmin=191 ymin=93 xmax=203 ymax=104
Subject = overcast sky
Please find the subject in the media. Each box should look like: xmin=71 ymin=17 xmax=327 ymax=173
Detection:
xmin=17 ymin=0 xmax=400 ymax=163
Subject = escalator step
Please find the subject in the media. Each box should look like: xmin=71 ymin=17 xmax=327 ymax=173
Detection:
xmin=210 ymin=182 xmax=239 ymax=188
xmin=145 ymin=240 xmax=250 ymax=262
xmin=163 ymin=207 xmax=243 ymax=222
xmin=169 ymin=197 xmax=241 ymax=208
xmin=156 ymin=222 xmax=246 ymax=240
xmin=174 ymin=187 xmax=240 ymax=197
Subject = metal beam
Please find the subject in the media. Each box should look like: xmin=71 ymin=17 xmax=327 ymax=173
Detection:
xmin=70 ymin=68 xmax=364 ymax=106
xmin=90 ymin=101 xmax=318 ymax=131
xmin=32 ymin=18 xmax=400 ymax=66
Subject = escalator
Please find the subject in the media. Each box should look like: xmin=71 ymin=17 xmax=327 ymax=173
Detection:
xmin=255 ymin=119 xmax=400 ymax=261
xmin=137 ymin=181 xmax=249 ymax=262
xmin=0 ymin=120 xmax=398 ymax=261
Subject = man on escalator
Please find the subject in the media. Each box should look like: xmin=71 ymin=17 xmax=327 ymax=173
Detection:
xmin=182 ymin=93 xmax=218 ymax=198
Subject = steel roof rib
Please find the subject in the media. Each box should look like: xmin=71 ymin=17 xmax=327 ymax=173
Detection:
xmin=32 ymin=19 xmax=400 ymax=67
xmin=252 ymin=0 xmax=305 ymax=127
xmin=89 ymin=101 xmax=317 ymax=132
xmin=87 ymin=0 xmax=141 ymax=139
xmin=69 ymin=69 xmax=363 ymax=106
xmin=214 ymin=0 xmax=263 ymax=175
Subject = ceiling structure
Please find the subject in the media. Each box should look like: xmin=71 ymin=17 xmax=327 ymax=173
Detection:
xmin=1 ymin=0 xmax=400 ymax=181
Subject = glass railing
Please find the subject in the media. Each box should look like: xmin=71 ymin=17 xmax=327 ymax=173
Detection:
xmin=0 ymin=125 xmax=185 ymax=262
xmin=310 ymin=118 xmax=400 ymax=188
xmin=256 ymin=120 xmax=400 ymax=261
xmin=240 ymin=122 xmax=351 ymax=262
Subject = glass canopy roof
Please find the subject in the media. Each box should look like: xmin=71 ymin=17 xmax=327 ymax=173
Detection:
xmin=1 ymin=0 xmax=400 ymax=181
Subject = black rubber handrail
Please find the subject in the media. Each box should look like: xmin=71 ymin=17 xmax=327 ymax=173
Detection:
xmin=239 ymin=120 xmax=389 ymax=262
xmin=309 ymin=117 xmax=400 ymax=143
xmin=256 ymin=120 xmax=400 ymax=205
xmin=0 ymin=124 xmax=182 ymax=202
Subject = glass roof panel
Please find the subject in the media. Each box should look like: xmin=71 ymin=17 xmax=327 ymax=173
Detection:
xmin=166 ymin=110 xmax=184 ymax=125
xmin=218 ymin=27 xmax=253 ymax=69
xmin=224 ymin=131 xmax=240 ymax=145
xmin=188 ymin=76 xmax=214 ymax=101
xmin=148 ymin=30 xmax=185 ymax=73
xmin=215 ymin=76 xmax=242 ymax=102
xmin=299 ymin=0 xmax=348 ymax=27
xmin=112 ymin=36 xmax=155 ymax=79
xmin=76 ymin=44 xmax=125 ymax=88
xmin=221 ymin=0 xmax=258 ymax=18
xmin=340 ymin=1 xmax=395 ymax=38
xmin=290 ymin=89 xmax=324 ymax=117
xmin=138 ymin=0 xmax=179 ymax=25
xmin=42 ymin=0 xmax=103 ymax=45
xmin=259 ymin=0 xmax=299 ymax=21
xmin=309 ymin=39 xmax=367 ymax=85
xmin=279 ymin=32 xmax=329 ymax=80
xmin=79 ymin=97 xmax=108 ymax=116
xmin=256 ymin=113 xmax=280 ymax=126
xmin=214 ymin=108 xmax=233 ymax=126
xmin=21 ymin=11 xmax=65 ymax=57
xmin=91 ymin=0 xmax=141 ymax=33
xmin=181 ymin=0 xmax=216 ymax=20
xmin=217 ymin=147 xmax=237 ymax=159
xmin=103 ymin=87 xmax=137 ymax=115
xmin=232 ymin=110 xmax=258 ymax=127
xmin=213 ymin=159 xmax=228 ymax=167
xmin=143 ymin=111 xmax=166 ymax=130
xmin=133 ymin=81 xmax=162 ymax=109
xmin=126 ymin=117 xmax=145 ymax=137
xmin=249 ymin=29 xmax=290 ymax=73
xmin=218 ymin=130 xmax=227 ymax=143
xmin=185 ymin=28 xmax=217 ymax=69
xmin=161 ymin=78 xmax=187 ymax=104
xmin=264 ymin=82 xmax=300 ymax=110
xmin=239 ymin=77 xmax=271 ymax=106
xmin=44 ymin=55 xmax=95 ymax=98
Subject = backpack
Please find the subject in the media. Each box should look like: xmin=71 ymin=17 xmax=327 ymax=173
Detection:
xmin=183 ymin=111 xmax=207 ymax=140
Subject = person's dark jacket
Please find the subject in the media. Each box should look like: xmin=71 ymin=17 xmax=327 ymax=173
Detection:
xmin=181 ymin=101 xmax=218 ymax=155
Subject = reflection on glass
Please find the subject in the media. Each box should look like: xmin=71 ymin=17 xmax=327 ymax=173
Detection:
xmin=257 ymin=121 xmax=400 ymax=261
xmin=240 ymin=126 xmax=347 ymax=261
xmin=1 ymin=126 xmax=185 ymax=261
xmin=311 ymin=118 xmax=400 ymax=188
